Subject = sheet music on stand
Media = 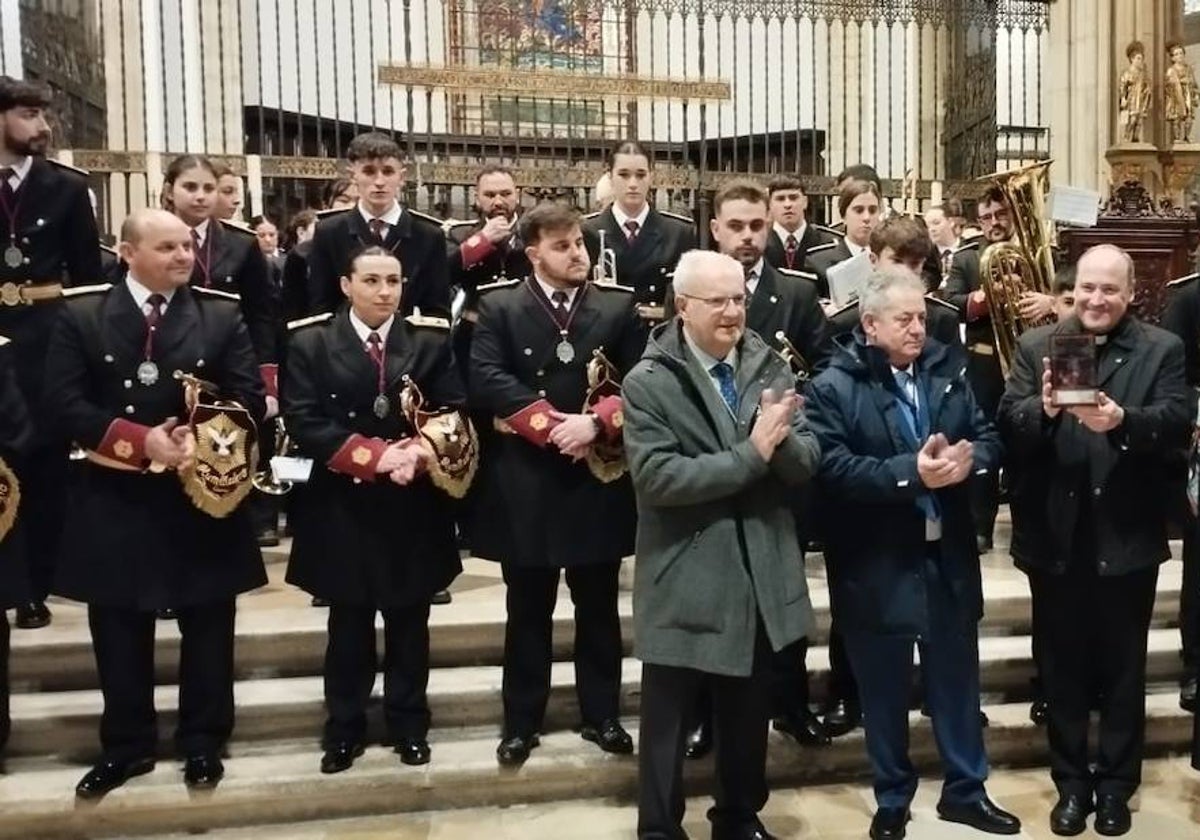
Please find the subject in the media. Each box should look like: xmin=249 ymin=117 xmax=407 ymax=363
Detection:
xmin=826 ymin=250 xmax=874 ymax=307
xmin=1048 ymin=185 xmax=1102 ymax=228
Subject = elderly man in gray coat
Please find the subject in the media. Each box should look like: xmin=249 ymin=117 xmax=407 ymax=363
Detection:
xmin=623 ymin=249 xmax=821 ymax=840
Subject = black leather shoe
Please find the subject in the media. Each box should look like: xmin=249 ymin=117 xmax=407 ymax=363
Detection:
xmin=1181 ymin=676 xmax=1197 ymax=712
xmin=14 ymin=601 xmax=51 ymax=629
xmin=773 ymin=710 xmax=831 ymax=747
xmin=183 ymin=754 xmax=224 ymax=789
xmin=869 ymin=807 xmax=911 ymax=840
xmin=496 ymin=734 xmax=540 ymax=766
xmin=683 ymin=721 xmax=712 ymax=759
xmin=821 ymin=697 xmax=861 ymax=737
xmin=1094 ymin=793 xmax=1132 ymax=836
xmin=1030 ymin=698 xmax=1049 ymax=725
xmin=310 ymin=597 xmax=330 ymax=607
xmin=937 ymin=797 xmax=1020 ymax=834
xmin=75 ymin=757 xmax=155 ymax=799
xmin=711 ymin=820 xmax=778 ymax=840
xmin=977 ymin=534 xmax=994 ymax=553
xmin=319 ymin=742 xmax=364 ymax=774
xmin=256 ymin=528 xmax=280 ymax=548
xmin=156 ymin=608 xmax=177 ymax=620
xmin=580 ymin=719 xmax=633 ymax=754
xmin=431 ymin=589 xmax=452 ymax=605
xmin=394 ymin=738 xmax=431 ymax=766
xmin=1049 ymin=792 xmax=1092 ymax=836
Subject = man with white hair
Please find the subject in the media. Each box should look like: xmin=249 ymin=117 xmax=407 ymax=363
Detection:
xmin=623 ymin=250 xmax=820 ymax=840
xmin=998 ymin=243 xmax=1190 ymax=836
xmin=806 ymin=267 xmax=1017 ymax=839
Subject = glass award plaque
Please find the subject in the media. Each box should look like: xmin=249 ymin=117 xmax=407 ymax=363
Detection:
xmin=1049 ymin=333 xmax=1099 ymax=406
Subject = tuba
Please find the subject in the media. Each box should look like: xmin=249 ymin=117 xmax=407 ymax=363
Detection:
xmin=977 ymin=159 xmax=1057 ymax=376
xmin=252 ymin=418 xmax=295 ymax=495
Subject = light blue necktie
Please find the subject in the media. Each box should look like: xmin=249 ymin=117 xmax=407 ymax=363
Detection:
xmin=710 ymin=362 xmax=738 ymax=415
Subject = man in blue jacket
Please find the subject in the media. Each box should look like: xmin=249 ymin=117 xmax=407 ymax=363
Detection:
xmin=805 ymin=267 xmax=1018 ymax=840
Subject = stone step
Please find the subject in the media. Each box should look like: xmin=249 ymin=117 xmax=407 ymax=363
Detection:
xmin=0 ymin=693 xmax=1191 ymax=840
xmin=7 ymin=628 xmax=1187 ymax=760
xmin=8 ymin=559 xmax=1185 ymax=693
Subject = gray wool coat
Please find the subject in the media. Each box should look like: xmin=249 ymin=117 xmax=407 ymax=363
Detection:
xmin=621 ymin=319 xmax=820 ymax=677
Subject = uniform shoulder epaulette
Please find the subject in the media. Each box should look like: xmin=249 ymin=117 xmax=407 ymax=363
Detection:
xmin=951 ymin=239 xmax=980 ymax=254
xmin=62 ymin=283 xmax=112 ymax=298
xmin=1168 ymin=272 xmax=1199 ymax=288
xmin=477 ymin=277 xmax=522 ymax=294
xmin=925 ymin=294 xmax=960 ymax=313
xmin=100 ymin=243 xmax=118 ymax=255
xmin=961 ymin=229 xmax=984 ymax=242
xmin=830 ymin=299 xmax=859 ymax=318
xmin=805 ymin=241 xmax=838 ymax=254
xmin=287 ymin=312 xmax=334 ymax=331
xmin=657 ymin=209 xmax=694 ymax=225
xmin=48 ymin=158 xmax=89 ymax=177
xmin=316 ymin=207 xmax=350 ymax=218
xmin=442 ymin=218 xmax=475 ymax=235
xmin=581 ymin=210 xmax=603 ymax=220
xmin=591 ymin=280 xmax=635 ymax=293
xmin=777 ymin=267 xmax=819 ymax=281
xmin=0 ymin=335 xmax=9 ymax=346
xmin=407 ymin=209 xmax=445 ymax=228
xmin=193 ymin=285 xmax=241 ymax=302
xmin=814 ymin=224 xmax=844 ymax=238
xmin=405 ymin=309 xmax=450 ymax=330
xmin=218 ymin=218 xmax=255 ymax=236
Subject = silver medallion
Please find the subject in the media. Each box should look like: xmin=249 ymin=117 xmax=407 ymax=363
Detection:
xmin=136 ymin=360 xmax=159 ymax=386
xmin=373 ymin=394 xmax=391 ymax=419
xmin=555 ymin=340 xmax=575 ymax=364
xmin=3 ymin=245 xmax=23 ymax=268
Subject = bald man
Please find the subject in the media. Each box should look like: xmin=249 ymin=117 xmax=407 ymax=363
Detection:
xmin=44 ymin=208 xmax=267 ymax=798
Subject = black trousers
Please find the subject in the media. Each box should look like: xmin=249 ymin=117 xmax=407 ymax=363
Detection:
xmin=1181 ymin=520 xmax=1199 ymax=676
xmin=21 ymin=450 xmax=68 ymax=601
xmin=323 ymin=602 xmax=431 ymax=746
xmin=0 ymin=615 xmax=8 ymax=755
xmin=637 ymin=623 xmax=772 ymax=839
xmin=1030 ymin=563 xmax=1159 ymax=800
xmin=501 ymin=562 xmax=622 ymax=736
xmin=88 ymin=600 xmax=237 ymax=762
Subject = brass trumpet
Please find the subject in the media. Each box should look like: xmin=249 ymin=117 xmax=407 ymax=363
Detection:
xmin=252 ymin=418 xmax=294 ymax=495
xmin=775 ymin=331 xmax=812 ymax=384
xmin=593 ymin=228 xmax=618 ymax=285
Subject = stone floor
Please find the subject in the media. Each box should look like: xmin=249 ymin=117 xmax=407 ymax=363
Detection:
xmin=155 ymin=755 xmax=1200 ymax=839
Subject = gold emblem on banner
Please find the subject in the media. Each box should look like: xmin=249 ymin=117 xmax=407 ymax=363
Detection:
xmin=399 ymin=377 xmax=479 ymax=499
xmin=583 ymin=348 xmax=627 ymax=484
xmin=174 ymin=372 xmax=259 ymax=518
xmin=0 ymin=455 xmax=19 ymax=542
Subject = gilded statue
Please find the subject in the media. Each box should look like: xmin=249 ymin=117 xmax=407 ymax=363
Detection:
xmin=1166 ymin=41 xmax=1200 ymax=144
xmin=1119 ymin=41 xmax=1150 ymax=143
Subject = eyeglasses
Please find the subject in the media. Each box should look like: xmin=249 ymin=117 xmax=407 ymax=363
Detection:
xmin=679 ymin=293 xmax=747 ymax=309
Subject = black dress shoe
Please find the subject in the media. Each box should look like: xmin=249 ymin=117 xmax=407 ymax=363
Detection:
xmin=310 ymin=596 xmax=330 ymax=607
xmin=496 ymin=734 xmax=539 ymax=766
xmin=320 ymin=742 xmax=364 ymax=774
xmin=821 ymin=697 xmax=861 ymax=737
xmin=773 ymin=710 xmax=831 ymax=747
xmin=75 ymin=757 xmax=155 ymax=799
xmin=1049 ymin=792 xmax=1092 ymax=836
xmin=869 ymin=807 xmax=911 ymax=840
xmin=579 ymin=719 xmax=633 ymax=754
xmin=1181 ymin=676 xmax=1197 ymax=712
xmin=431 ymin=589 xmax=452 ymax=605
xmin=14 ymin=601 xmax=51 ymax=629
xmin=683 ymin=721 xmax=712 ymax=759
xmin=711 ymin=820 xmax=778 ymax=840
xmin=1030 ymin=698 xmax=1049 ymax=725
xmin=1094 ymin=793 xmax=1132 ymax=836
xmin=256 ymin=528 xmax=280 ymax=548
xmin=394 ymin=738 xmax=431 ymax=766
xmin=183 ymin=754 xmax=224 ymax=789
xmin=977 ymin=534 xmax=994 ymax=553
xmin=937 ymin=797 xmax=1020 ymax=834
xmin=156 ymin=608 xmax=177 ymax=620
